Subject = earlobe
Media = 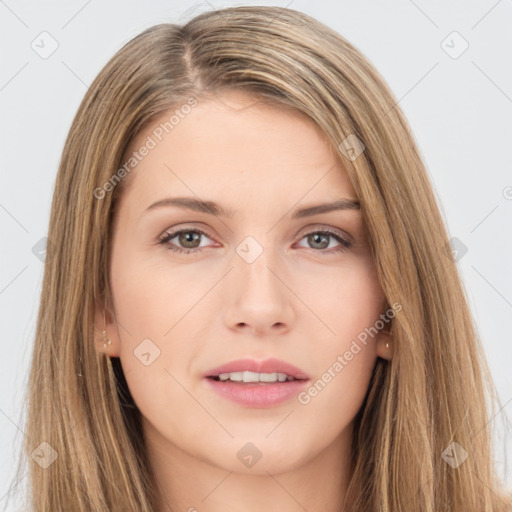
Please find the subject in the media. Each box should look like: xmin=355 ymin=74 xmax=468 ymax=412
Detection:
xmin=376 ymin=331 xmax=393 ymax=360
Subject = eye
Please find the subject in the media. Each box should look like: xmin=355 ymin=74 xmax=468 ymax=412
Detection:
xmin=295 ymin=228 xmax=352 ymax=254
xmin=158 ymin=226 xmax=352 ymax=255
xmin=158 ymin=228 xmax=216 ymax=254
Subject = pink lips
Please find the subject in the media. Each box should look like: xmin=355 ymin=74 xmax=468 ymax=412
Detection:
xmin=203 ymin=358 xmax=310 ymax=408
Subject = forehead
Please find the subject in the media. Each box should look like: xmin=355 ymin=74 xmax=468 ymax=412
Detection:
xmin=118 ymin=90 xmax=356 ymax=209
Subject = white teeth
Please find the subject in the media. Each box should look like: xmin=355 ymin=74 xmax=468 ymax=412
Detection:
xmin=242 ymin=371 xmax=260 ymax=382
xmin=259 ymin=372 xmax=277 ymax=382
xmin=217 ymin=371 xmax=295 ymax=383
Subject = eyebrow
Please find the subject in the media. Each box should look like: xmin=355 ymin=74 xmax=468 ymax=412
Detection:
xmin=143 ymin=196 xmax=361 ymax=218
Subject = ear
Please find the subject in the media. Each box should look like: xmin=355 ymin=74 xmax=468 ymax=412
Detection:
xmin=376 ymin=329 xmax=393 ymax=361
xmin=94 ymin=300 xmax=121 ymax=357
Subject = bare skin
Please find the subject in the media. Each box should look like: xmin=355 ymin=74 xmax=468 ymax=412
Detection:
xmin=95 ymin=90 xmax=392 ymax=512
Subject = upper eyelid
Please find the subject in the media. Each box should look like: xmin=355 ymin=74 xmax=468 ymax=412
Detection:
xmin=159 ymin=225 xmax=214 ymax=241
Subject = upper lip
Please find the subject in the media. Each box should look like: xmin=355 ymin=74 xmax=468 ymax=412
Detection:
xmin=204 ymin=358 xmax=310 ymax=380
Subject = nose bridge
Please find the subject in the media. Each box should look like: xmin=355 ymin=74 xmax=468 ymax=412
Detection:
xmin=225 ymin=233 xmax=294 ymax=332
xmin=236 ymin=233 xmax=282 ymax=295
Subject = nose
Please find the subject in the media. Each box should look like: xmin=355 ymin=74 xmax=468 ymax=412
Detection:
xmin=223 ymin=242 xmax=295 ymax=337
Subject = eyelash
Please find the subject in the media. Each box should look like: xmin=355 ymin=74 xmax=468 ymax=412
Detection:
xmin=157 ymin=226 xmax=353 ymax=255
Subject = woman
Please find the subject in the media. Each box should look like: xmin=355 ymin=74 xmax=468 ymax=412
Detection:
xmin=14 ymin=5 xmax=511 ymax=511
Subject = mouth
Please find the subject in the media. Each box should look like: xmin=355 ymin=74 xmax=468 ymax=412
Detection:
xmin=203 ymin=358 xmax=310 ymax=407
xmin=208 ymin=371 xmax=304 ymax=383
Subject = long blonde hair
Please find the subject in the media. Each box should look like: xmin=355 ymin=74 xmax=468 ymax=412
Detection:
xmin=10 ymin=6 xmax=511 ymax=511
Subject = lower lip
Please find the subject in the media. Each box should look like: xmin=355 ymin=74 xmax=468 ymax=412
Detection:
xmin=204 ymin=377 xmax=309 ymax=408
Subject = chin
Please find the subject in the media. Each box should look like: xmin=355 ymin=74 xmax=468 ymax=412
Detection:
xmin=205 ymin=436 xmax=313 ymax=475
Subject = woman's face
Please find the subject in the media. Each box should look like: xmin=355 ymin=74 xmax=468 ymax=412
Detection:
xmin=99 ymin=90 xmax=391 ymax=476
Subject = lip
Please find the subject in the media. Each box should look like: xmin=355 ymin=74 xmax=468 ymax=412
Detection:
xmin=203 ymin=358 xmax=310 ymax=380
xmin=203 ymin=358 xmax=310 ymax=408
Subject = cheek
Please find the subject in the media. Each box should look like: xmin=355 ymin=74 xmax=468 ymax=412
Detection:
xmin=109 ymin=249 xmax=210 ymax=408
xmin=294 ymin=268 xmax=381 ymax=439
xmin=109 ymin=247 xmax=202 ymax=340
xmin=292 ymin=252 xmax=383 ymax=341
xmin=292 ymin=256 xmax=381 ymax=410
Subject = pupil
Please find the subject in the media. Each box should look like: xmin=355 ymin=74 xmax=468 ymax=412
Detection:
xmin=309 ymin=233 xmax=328 ymax=249
xmin=179 ymin=231 xmax=200 ymax=248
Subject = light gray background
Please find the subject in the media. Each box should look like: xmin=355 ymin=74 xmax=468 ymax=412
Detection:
xmin=1 ymin=0 xmax=511 ymax=509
